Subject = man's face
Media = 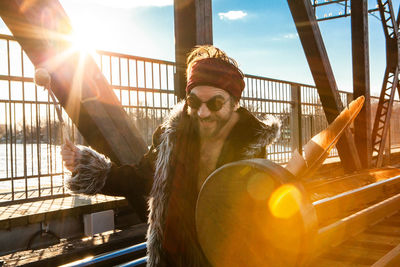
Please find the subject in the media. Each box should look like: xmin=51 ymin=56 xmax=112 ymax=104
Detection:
xmin=187 ymin=86 xmax=235 ymax=139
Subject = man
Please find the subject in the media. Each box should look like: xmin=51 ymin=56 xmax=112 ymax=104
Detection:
xmin=62 ymin=45 xmax=280 ymax=266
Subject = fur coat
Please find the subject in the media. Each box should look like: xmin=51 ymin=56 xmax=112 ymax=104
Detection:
xmin=67 ymin=102 xmax=280 ymax=267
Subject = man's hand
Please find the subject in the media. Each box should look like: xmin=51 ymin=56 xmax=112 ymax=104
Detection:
xmin=61 ymin=139 xmax=81 ymax=172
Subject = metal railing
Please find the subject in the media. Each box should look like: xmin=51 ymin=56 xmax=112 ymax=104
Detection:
xmin=0 ymin=33 xmax=84 ymax=206
xmin=1 ymin=32 xmax=400 ymax=205
xmin=95 ymin=50 xmax=177 ymax=145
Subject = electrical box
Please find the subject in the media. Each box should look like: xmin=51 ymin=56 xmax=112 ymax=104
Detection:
xmin=83 ymin=210 xmax=114 ymax=236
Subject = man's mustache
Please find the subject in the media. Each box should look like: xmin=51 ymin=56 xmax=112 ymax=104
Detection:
xmin=199 ymin=118 xmax=216 ymax=123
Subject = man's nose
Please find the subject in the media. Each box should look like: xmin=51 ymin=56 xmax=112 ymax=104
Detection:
xmin=197 ymin=103 xmax=211 ymax=119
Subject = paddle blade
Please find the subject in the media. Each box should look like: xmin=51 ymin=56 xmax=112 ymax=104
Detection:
xmin=286 ymin=96 xmax=365 ymax=178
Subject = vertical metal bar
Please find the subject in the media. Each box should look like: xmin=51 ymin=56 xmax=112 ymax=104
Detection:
xmin=127 ymin=59 xmax=131 ymax=119
xmin=135 ymin=60 xmax=139 ymax=128
xmin=252 ymin=78 xmax=255 ymax=111
xmin=119 ymin=57 xmax=122 ymax=104
xmin=311 ymin=104 xmax=314 ymax=137
xmin=151 ymin=62 xmax=155 ymax=137
xmin=166 ymin=64 xmax=170 ymax=110
xmin=159 ymin=64 xmax=163 ymax=122
xmin=7 ymin=39 xmax=14 ymax=201
xmin=257 ymin=78 xmax=260 ymax=113
xmin=305 ymin=87 xmax=309 ymax=144
xmin=251 ymin=79 xmax=257 ymax=112
xmin=47 ymin=93 xmax=53 ymax=195
xmin=245 ymin=77 xmax=249 ymax=109
xmin=255 ymin=78 xmax=258 ymax=111
xmin=13 ymin=102 xmax=16 ymax=196
xmin=21 ymin=46 xmax=28 ymax=199
xmin=30 ymin=104 xmax=33 ymax=180
xmin=278 ymin=81 xmax=281 ymax=103
xmin=249 ymin=78 xmax=252 ymax=110
xmin=53 ymin=96 xmax=57 ymax=192
xmin=250 ymin=77 xmax=254 ymax=109
xmin=50 ymin=95 xmax=54 ymax=194
xmin=262 ymin=80 xmax=265 ymax=115
xmin=254 ymin=78 xmax=260 ymax=103
xmin=260 ymin=80 xmax=263 ymax=114
xmin=35 ymin=85 xmax=41 ymax=197
xmin=119 ymin=57 xmax=122 ymax=86
xmin=258 ymin=78 xmax=260 ymax=115
xmin=291 ymin=84 xmax=302 ymax=154
xmin=144 ymin=61 xmax=148 ymax=144
xmin=272 ymin=81 xmax=276 ymax=105
xmin=109 ymin=56 xmax=113 ymax=85
xmin=61 ymin=106 xmax=65 ymax=195
xmin=5 ymin=102 xmax=8 ymax=190
xmin=54 ymin=100 xmax=58 ymax=192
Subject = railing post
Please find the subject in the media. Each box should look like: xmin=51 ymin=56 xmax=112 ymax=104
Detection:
xmin=347 ymin=92 xmax=354 ymax=106
xmin=384 ymin=122 xmax=391 ymax=165
xmin=291 ymin=84 xmax=302 ymax=155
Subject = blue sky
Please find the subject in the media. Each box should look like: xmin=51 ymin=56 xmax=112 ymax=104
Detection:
xmin=2 ymin=0 xmax=399 ymax=96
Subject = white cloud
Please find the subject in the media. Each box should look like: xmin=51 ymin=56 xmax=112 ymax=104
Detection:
xmin=218 ymin=10 xmax=247 ymax=20
xmin=271 ymin=33 xmax=298 ymax=41
xmin=88 ymin=0 xmax=173 ymax=8
xmin=283 ymin=33 xmax=298 ymax=39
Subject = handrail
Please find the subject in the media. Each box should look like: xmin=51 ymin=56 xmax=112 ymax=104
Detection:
xmin=116 ymin=256 xmax=148 ymax=267
xmin=313 ymin=174 xmax=400 ymax=225
xmin=61 ymin=242 xmax=147 ymax=267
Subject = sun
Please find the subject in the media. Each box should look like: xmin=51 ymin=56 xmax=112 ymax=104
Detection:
xmin=65 ymin=13 xmax=105 ymax=57
xmin=69 ymin=28 xmax=97 ymax=56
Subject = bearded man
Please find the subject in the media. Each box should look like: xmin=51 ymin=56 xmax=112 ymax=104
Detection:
xmin=61 ymin=45 xmax=280 ymax=266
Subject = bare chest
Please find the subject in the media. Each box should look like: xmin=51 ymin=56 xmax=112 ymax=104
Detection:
xmin=198 ymin=141 xmax=225 ymax=190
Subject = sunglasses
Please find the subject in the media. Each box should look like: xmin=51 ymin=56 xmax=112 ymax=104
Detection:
xmin=186 ymin=94 xmax=229 ymax=112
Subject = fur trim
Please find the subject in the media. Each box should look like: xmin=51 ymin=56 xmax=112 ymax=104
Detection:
xmin=146 ymin=101 xmax=185 ymax=267
xmin=243 ymin=114 xmax=281 ymax=158
xmin=66 ymin=146 xmax=112 ymax=195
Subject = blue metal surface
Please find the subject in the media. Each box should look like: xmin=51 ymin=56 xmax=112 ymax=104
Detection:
xmin=62 ymin=242 xmax=147 ymax=267
xmin=117 ymin=256 xmax=148 ymax=267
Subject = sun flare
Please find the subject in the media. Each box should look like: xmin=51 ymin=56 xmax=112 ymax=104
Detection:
xmin=66 ymin=14 xmax=107 ymax=56
xmin=70 ymin=30 xmax=96 ymax=55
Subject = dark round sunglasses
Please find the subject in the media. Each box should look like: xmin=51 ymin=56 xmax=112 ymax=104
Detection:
xmin=186 ymin=95 xmax=229 ymax=112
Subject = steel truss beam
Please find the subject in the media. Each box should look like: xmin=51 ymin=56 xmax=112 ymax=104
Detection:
xmin=312 ymin=0 xmax=379 ymax=22
xmin=372 ymin=0 xmax=400 ymax=167
xmin=174 ymin=0 xmax=213 ymax=100
xmin=351 ymin=0 xmax=372 ymax=168
xmin=287 ymin=0 xmax=362 ymax=171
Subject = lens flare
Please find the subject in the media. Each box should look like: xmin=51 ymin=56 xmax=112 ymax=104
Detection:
xmin=268 ymin=184 xmax=302 ymax=219
xmin=247 ymin=173 xmax=275 ymax=201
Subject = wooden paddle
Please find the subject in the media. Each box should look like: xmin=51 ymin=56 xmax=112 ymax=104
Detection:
xmin=196 ymin=96 xmax=365 ymax=266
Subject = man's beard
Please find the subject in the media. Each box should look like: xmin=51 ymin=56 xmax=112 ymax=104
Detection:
xmin=191 ymin=110 xmax=233 ymax=139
